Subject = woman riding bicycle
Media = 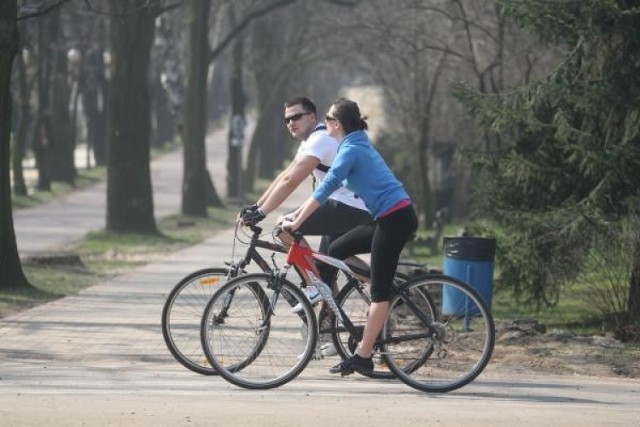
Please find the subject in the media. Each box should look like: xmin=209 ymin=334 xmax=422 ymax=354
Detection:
xmin=282 ymin=97 xmax=418 ymax=376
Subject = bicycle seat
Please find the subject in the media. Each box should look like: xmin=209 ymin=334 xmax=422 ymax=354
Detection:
xmin=344 ymin=256 xmax=370 ymax=277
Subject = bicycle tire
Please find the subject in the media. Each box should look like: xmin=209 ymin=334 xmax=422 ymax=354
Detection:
xmin=201 ymin=273 xmax=318 ymax=390
xmin=382 ymin=274 xmax=495 ymax=393
xmin=161 ymin=267 xmax=234 ymax=375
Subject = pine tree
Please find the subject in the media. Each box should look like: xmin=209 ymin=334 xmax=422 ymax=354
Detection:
xmin=454 ymin=0 xmax=640 ymax=326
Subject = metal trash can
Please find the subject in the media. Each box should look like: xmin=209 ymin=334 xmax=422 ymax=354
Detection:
xmin=442 ymin=236 xmax=496 ymax=316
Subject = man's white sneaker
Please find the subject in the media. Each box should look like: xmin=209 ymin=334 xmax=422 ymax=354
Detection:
xmin=320 ymin=342 xmax=338 ymax=357
xmin=291 ymin=287 xmax=324 ymax=313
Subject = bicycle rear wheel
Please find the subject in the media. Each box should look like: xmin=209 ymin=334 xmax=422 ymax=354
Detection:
xmin=382 ymin=274 xmax=495 ymax=393
xmin=161 ymin=267 xmax=233 ymax=375
xmin=201 ymin=273 xmax=317 ymax=390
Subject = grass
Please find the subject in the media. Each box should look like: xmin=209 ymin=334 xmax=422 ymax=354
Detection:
xmin=76 ymin=206 xmax=238 ymax=274
xmin=491 ymin=288 xmax=603 ymax=333
xmin=405 ymin=221 xmax=626 ymax=336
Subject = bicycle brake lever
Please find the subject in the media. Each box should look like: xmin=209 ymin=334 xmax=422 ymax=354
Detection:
xmin=270 ymin=253 xmax=279 ymax=272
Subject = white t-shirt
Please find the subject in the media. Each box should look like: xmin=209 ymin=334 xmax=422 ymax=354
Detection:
xmin=295 ymin=125 xmax=368 ymax=211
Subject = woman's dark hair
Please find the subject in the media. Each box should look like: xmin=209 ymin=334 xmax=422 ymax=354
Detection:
xmin=331 ymin=98 xmax=368 ymax=133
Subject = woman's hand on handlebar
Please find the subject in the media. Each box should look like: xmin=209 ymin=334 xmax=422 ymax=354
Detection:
xmin=280 ymin=218 xmax=298 ymax=233
xmin=277 ymin=212 xmax=296 ymax=224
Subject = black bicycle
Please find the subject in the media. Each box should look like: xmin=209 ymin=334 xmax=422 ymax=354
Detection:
xmin=200 ymin=230 xmax=495 ymax=392
xmin=161 ymin=224 xmax=420 ymax=377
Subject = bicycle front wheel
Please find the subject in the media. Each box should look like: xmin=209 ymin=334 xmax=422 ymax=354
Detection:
xmin=161 ymin=267 xmax=233 ymax=375
xmin=382 ymin=274 xmax=495 ymax=393
xmin=201 ymin=273 xmax=317 ymax=390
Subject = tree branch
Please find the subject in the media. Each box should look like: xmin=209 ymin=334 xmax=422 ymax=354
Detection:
xmin=81 ymin=0 xmax=180 ymax=18
xmin=17 ymin=0 xmax=73 ymax=21
xmin=210 ymin=0 xmax=297 ymax=62
xmin=320 ymin=0 xmax=361 ymax=6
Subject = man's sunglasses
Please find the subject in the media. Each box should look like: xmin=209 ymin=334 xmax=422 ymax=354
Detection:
xmin=284 ymin=112 xmax=311 ymax=124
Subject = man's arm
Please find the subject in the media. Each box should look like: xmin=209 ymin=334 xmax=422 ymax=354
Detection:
xmin=257 ymin=161 xmax=295 ymax=206
xmin=259 ymin=155 xmax=319 ymax=215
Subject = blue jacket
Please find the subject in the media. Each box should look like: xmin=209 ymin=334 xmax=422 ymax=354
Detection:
xmin=313 ymin=130 xmax=410 ymax=218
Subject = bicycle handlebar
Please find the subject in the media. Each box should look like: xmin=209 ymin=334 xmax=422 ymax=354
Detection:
xmin=274 ymin=225 xmax=304 ymax=243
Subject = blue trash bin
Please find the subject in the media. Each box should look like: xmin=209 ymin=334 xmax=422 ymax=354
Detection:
xmin=442 ymin=237 xmax=496 ymax=316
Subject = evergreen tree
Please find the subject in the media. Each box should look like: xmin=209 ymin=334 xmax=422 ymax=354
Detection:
xmin=454 ymin=0 xmax=640 ymax=326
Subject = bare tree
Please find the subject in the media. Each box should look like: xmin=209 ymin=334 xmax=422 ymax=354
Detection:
xmin=179 ymin=0 xmax=304 ymax=213
xmin=106 ymin=0 xmax=160 ymax=233
xmin=225 ymin=4 xmax=247 ymax=201
xmin=243 ymin=1 xmax=328 ymax=191
xmin=80 ymin=18 xmax=109 ymax=167
xmin=48 ymin=6 xmax=75 ymax=184
xmin=320 ymin=0 xmax=559 ymax=224
xmin=32 ymin=11 xmax=55 ymax=191
xmin=181 ymin=0 xmax=214 ymax=216
xmin=11 ymin=34 xmax=32 ymax=196
xmin=1 ymin=0 xmax=31 ymax=291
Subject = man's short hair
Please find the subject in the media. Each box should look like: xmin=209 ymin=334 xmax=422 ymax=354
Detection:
xmin=284 ymin=97 xmax=317 ymax=114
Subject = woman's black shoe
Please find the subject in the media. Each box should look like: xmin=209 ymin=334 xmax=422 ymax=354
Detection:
xmin=329 ymin=354 xmax=374 ymax=376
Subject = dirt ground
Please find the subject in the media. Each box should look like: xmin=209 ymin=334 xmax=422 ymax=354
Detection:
xmin=489 ymin=320 xmax=640 ymax=378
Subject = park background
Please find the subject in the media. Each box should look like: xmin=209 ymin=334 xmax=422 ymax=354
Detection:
xmin=1 ymin=0 xmax=639 ymax=365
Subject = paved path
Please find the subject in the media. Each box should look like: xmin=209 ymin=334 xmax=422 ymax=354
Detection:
xmin=15 ymin=135 xmax=217 ymax=257
xmin=2 ymin=127 xmax=639 ymax=426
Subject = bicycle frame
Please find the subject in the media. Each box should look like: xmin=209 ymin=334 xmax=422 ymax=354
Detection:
xmin=283 ymin=234 xmax=374 ymax=344
xmin=282 ymin=231 xmax=440 ymax=348
xmin=236 ymin=226 xmax=437 ymax=344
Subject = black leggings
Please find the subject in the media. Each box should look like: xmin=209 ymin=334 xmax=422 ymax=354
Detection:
xmin=326 ymin=205 xmax=418 ymax=302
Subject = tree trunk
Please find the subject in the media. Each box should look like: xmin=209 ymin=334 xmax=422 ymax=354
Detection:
xmin=11 ymin=40 xmax=29 ymax=196
xmin=628 ymin=216 xmax=640 ymax=323
xmin=82 ymin=44 xmax=108 ymax=167
xmin=33 ymin=15 xmax=53 ymax=192
xmin=417 ymin=132 xmax=434 ymax=227
xmin=258 ymin=99 xmax=287 ymax=180
xmin=246 ymin=84 xmax=288 ymax=189
xmin=244 ymin=12 xmax=294 ymax=192
xmin=151 ymin=76 xmax=175 ymax=148
xmin=106 ymin=0 xmax=159 ymax=233
xmin=182 ymin=0 xmax=214 ymax=216
xmin=226 ymin=5 xmax=246 ymax=200
xmin=48 ymin=7 xmax=75 ymax=185
xmin=0 ymin=0 xmax=31 ymax=291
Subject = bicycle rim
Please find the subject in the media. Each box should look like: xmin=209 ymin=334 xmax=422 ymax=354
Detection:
xmin=201 ymin=273 xmax=317 ymax=390
xmin=161 ymin=267 xmax=232 ymax=375
xmin=383 ymin=275 xmax=495 ymax=393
